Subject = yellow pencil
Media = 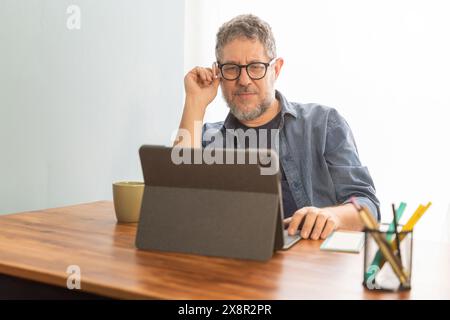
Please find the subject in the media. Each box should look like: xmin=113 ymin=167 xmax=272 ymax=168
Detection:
xmin=402 ymin=202 xmax=432 ymax=232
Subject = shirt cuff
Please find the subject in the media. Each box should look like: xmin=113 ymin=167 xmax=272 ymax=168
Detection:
xmin=343 ymin=196 xmax=380 ymax=222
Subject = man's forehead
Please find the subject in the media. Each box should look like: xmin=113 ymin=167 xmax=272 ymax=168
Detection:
xmin=220 ymin=38 xmax=269 ymax=63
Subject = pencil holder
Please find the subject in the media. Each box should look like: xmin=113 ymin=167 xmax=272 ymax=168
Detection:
xmin=363 ymin=224 xmax=413 ymax=291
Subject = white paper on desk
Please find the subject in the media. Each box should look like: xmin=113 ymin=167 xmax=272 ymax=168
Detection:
xmin=320 ymin=231 xmax=365 ymax=253
xmin=375 ymin=263 xmax=401 ymax=290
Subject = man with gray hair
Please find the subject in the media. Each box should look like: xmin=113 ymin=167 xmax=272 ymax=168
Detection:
xmin=175 ymin=14 xmax=379 ymax=240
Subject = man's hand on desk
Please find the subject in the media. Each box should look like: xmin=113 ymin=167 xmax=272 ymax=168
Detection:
xmin=284 ymin=203 xmax=364 ymax=240
xmin=284 ymin=207 xmax=341 ymax=240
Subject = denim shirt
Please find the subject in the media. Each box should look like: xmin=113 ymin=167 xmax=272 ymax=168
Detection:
xmin=202 ymin=90 xmax=380 ymax=220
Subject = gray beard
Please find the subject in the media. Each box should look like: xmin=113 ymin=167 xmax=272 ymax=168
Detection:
xmin=225 ymin=95 xmax=273 ymax=122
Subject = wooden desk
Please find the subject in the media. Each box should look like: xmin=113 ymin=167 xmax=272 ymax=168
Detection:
xmin=0 ymin=201 xmax=449 ymax=299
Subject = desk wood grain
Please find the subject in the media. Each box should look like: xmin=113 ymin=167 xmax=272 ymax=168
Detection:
xmin=0 ymin=201 xmax=449 ymax=299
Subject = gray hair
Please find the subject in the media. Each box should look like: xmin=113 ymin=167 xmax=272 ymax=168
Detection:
xmin=215 ymin=14 xmax=277 ymax=62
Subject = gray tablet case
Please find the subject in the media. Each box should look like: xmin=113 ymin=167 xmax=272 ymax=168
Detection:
xmin=135 ymin=145 xmax=288 ymax=261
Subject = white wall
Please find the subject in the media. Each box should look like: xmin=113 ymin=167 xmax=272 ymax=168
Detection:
xmin=185 ymin=0 xmax=450 ymax=242
xmin=0 ymin=0 xmax=185 ymax=214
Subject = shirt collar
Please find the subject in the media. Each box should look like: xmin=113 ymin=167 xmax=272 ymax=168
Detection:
xmin=276 ymin=90 xmax=298 ymax=119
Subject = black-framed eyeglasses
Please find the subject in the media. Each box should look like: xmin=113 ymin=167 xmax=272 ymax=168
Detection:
xmin=217 ymin=59 xmax=276 ymax=81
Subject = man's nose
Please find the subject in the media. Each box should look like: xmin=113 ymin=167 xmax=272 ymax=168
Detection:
xmin=237 ymin=67 xmax=252 ymax=86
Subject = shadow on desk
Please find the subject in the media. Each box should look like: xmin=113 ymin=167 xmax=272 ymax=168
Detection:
xmin=0 ymin=274 xmax=110 ymax=300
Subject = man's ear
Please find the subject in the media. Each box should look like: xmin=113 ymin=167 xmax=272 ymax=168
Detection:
xmin=212 ymin=62 xmax=222 ymax=80
xmin=274 ymin=58 xmax=284 ymax=80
